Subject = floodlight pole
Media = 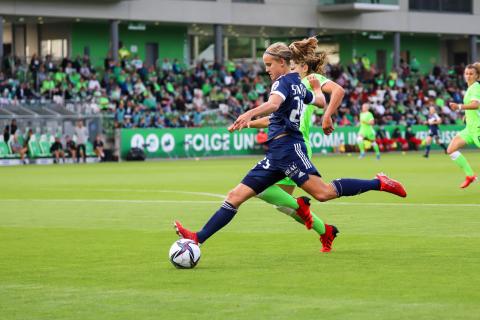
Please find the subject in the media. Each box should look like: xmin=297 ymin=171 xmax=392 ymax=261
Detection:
xmin=0 ymin=16 xmax=3 ymax=70
xmin=251 ymin=38 xmax=257 ymax=60
xmin=470 ymin=35 xmax=478 ymax=63
xmin=214 ymin=24 xmax=224 ymax=64
xmin=393 ymin=32 xmax=401 ymax=70
xmin=193 ymin=35 xmax=199 ymax=62
xmin=110 ymin=20 xmax=120 ymax=63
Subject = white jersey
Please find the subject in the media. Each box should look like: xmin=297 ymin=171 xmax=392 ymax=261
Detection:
xmin=75 ymin=126 xmax=89 ymax=144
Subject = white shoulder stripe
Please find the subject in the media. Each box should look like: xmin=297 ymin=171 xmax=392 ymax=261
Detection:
xmin=271 ymin=91 xmax=286 ymax=101
xmin=320 ymin=79 xmax=332 ymax=86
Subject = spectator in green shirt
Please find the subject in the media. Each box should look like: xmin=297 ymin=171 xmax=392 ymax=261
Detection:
xmin=410 ymin=57 xmax=420 ymax=73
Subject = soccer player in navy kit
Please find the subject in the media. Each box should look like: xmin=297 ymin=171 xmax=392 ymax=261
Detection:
xmin=423 ymin=106 xmax=448 ymax=158
xmin=174 ymin=39 xmax=407 ymax=252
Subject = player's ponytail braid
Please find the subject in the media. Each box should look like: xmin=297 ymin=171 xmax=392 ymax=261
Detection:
xmin=289 ymin=37 xmax=329 ymax=75
xmin=305 ymin=51 xmax=328 ymax=75
xmin=289 ymin=37 xmax=318 ymax=64
xmin=265 ymin=42 xmax=292 ymax=63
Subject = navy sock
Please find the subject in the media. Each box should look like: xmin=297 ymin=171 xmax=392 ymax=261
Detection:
xmin=425 ymin=145 xmax=431 ymax=156
xmin=440 ymin=143 xmax=447 ymax=151
xmin=196 ymin=201 xmax=238 ymax=243
xmin=331 ymin=178 xmax=380 ymax=197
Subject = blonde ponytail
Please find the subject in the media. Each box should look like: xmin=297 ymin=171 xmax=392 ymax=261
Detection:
xmin=289 ymin=37 xmax=329 ymax=75
xmin=289 ymin=37 xmax=318 ymax=64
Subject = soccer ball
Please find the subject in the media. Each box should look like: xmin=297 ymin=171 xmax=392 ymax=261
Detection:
xmin=169 ymin=239 xmax=201 ymax=269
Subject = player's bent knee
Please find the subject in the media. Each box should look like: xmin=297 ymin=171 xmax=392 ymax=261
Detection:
xmin=226 ymin=189 xmax=239 ymax=202
xmin=313 ymin=185 xmax=337 ymax=202
xmin=314 ymin=195 xmax=329 ymax=202
xmin=312 ymin=192 xmax=330 ymax=202
xmin=226 ymin=188 xmax=249 ymax=207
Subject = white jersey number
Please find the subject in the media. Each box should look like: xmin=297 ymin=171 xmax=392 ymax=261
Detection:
xmin=289 ymin=97 xmax=304 ymax=124
xmin=256 ymin=157 xmax=270 ymax=170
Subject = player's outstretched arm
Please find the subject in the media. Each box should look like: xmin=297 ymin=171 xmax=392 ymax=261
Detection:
xmin=450 ymin=101 xmax=480 ymax=111
xmin=228 ymin=117 xmax=270 ymax=132
xmin=248 ymin=117 xmax=270 ymax=129
xmin=231 ymin=94 xmax=282 ymax=131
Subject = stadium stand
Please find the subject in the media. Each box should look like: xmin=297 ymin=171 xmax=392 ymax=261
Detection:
xmin=0 ymin=31 xmax=474 ymax=165
xmin=0 ymin=53 xmax=470 ymax=130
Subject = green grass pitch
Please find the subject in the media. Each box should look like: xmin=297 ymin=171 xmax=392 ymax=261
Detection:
xmin=1 ymin=151 xmax=479 ymax=319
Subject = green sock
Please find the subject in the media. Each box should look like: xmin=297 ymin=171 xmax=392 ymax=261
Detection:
xmin=311 ymin=212 xmax=326 ymax=235
xmin=451 ymin=152 xmax=474 ymax=176
xmin=372 ymin=142 xmax=380 ymax=156
xmin=258 ymin=185 xmax=304 ymax=224
xmin=258 ymin=185 xmax=326 ymax=235
xmin=358 ymin=140 xmax=365 ymax=153
xmin=258 ymin=185 xmax=299 ymax=209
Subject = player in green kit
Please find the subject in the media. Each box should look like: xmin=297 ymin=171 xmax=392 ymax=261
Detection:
xmin=447 ymin=63 xmax=480 ymax=188
xmin=239 ymin=38 xmax=345 ymax=252
xmin=357 ymin=103 xmax=381 ymax=159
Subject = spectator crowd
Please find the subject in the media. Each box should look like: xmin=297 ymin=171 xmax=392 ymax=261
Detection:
xmin=327 ymin=55 xmax=466 ymax=129
xmin=0 ymin=50 xmax=472 ymax=131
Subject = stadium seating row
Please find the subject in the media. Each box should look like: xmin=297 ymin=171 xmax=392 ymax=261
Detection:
xmin=0 ymin=139 xmax=96 ymax=159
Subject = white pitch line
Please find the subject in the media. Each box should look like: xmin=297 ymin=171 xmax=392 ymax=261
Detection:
xmin=85 ymin=189 xmax=480 ymax=207
xmin=0 ymin=199 xmax=220 ymax=204
xmin=0 ymin=199 xmax=479 ymax=207
xmin=45 ymin=188 xmax=226 ymax=199
xmin=323 ymin=202 xmax=480 ymax=208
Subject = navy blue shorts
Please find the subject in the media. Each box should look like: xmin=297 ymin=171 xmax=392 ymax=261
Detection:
xmin=241 ymin=136 xmax=321 ymax=194
xmin=428 ymin=127 xmax=439 ymax=137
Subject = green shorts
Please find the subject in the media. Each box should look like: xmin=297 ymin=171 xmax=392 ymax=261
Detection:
xmin=277 ymin=144 xmax=313 ymax=187
xmin=458 ymin=128 xmax=480 ymax=148
xmin=358 ymin=128 xmax=376 ymax=141
xmin=276 ymin=177 xmax=297 ymax=186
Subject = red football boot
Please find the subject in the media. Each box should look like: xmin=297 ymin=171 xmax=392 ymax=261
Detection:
xmin=296 ymin=196 xmax=314 ymax=230
xmin=460 ymin=175 xmax=478 ymax=189
xmin=376 ymin=173 xmax=407 ymax=198
xmin=174 ymin=220 xmax=199 ymax=244
xmin=320 ymin=224 xmax=339 ymax=253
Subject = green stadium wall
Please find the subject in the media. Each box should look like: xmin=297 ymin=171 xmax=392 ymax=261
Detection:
xmin=71 ymin=23 xmax=110 ymax=66
xmin=336 ymin=34 xmax=440 ymax=73
xmin=120 ymin=125 xmax=464 ymax=159
xmin=71 ymin=23 xmax=187 ymax=66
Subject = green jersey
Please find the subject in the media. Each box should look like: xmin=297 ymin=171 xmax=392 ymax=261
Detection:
xmin=358 ymin=111 xmax=376 ymax=140
xmin=359 ymin=111 xmax=374 ymax=131
xmin=301 ymin=74 xmax=330 ymax=157
xmin=463 ymin=82 xmax=480 ymax=133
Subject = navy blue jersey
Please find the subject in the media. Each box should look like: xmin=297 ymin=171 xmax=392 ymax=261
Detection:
xmin=267 ymin=72 xmax=315 ymax=142
xmin=427 ymin=113 xmax=441 ymax=134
